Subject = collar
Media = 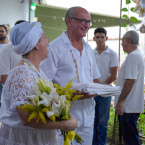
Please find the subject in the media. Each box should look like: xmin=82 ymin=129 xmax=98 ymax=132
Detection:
xmin=94 ymin=46 xmax=111 ymax=54
xmin=61 ymin=31 xmax=88 ymax=48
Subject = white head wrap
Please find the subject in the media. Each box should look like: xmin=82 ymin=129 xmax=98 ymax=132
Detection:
xmin=10 ymin=22 xmax=43 ymax=55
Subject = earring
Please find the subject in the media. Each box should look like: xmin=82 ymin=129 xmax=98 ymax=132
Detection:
xmin=35 ymin=46 xmax=39 ymax=50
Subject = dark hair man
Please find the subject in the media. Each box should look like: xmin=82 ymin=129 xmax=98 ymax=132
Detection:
xmin=92 ymin=27 xmax=119 ymax=145
xmin=0 ymin=25 xmax=10 ymax=50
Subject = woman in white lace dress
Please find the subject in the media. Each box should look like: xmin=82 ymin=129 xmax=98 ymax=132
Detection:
xmin=0 ymin=22 xmax=78 ymax=145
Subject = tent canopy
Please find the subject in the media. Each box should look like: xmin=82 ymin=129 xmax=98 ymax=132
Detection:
xmin=35 ymin=4 xmax=141 ymax=41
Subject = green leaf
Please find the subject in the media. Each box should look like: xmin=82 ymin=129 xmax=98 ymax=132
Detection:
xmin=129 ymin=24 xmax=136 ymax=29
xmin=124 ymin=51 xmax=127 ymax=54
xmin=130 ymin=7 xmax=135 ymax=12
xmin=129 ymin=24 xmax=134 ymax=26
xmin=122 ymin=14 xmax=128 ymax=19
xmin=121 ymin=8 xmax=128 ymax=12
xmin=126 ymin=0 xmax=131 ymax=4
xmin=130 ymin=16 xmax=138 ymax=22
xmin=121 ymin=23 xmax=127 ymax=27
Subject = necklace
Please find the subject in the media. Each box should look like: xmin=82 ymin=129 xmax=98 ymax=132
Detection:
xmin=22 ymin=58 xmax=46 ymax=82
xmin=70 ymin=48 xmax=81 ymax=83
xmin=70 ymin=46 xmax=92 ymax=83
xmin=70 ymin=46 xmax=93 ymax=115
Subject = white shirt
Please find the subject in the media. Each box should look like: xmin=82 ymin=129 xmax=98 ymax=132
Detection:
xmin=0 ymin=43 xmax=22 ymax=75
xmin=41 ymin=31 xmax=100 ymax=127
xmin=114 ymin=49 xmax=144 ymax=113
xmin=0 ymin=42 xmax=10 ymax=50
xmin=93 ymin=46 xmax=119 ymax=83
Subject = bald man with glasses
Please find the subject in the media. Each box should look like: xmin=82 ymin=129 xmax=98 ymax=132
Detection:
xmin=41 ymin=6 xmax=101 ymax=145
xmin=69 ymin=17 xmax=93 ymax=26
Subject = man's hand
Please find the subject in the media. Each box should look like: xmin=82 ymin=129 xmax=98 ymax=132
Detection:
xmin=115 ymin=79 xmax=135 ymax=116
xmin=115 ymin=101 xmax=124 ymax=116
xmin=72 ymin=91 xmax=97 ymax=100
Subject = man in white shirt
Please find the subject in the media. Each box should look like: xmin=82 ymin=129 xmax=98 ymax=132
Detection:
xmin=0 ymin=43 xmax=22 ymax=84
xmin=92 ymin=27 xmax=119 ymax=145
xmin=0 ymin=20 xmax=25 ymax=84
xmin=0 ymin=20 xmax=25 ymax=107
xmin=41 ymin=6 xmax=101 ymax=145
xmin=0 ymin=25 xmax=10 ymax=106
xmin=115 ymin=30 xmax=144 ymax=145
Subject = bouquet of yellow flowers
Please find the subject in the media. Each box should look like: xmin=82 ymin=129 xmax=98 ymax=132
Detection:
xmin=18 ymin=78 xmax=84 ymax=145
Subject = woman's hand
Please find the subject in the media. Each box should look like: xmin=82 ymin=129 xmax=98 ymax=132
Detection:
xmin=17 ymin=107 xmax=78 ymax=130
xmin=61 ymin=114 xmax=78 ymax=131
xmin=17 ymin=106 xmax=30 ymax=125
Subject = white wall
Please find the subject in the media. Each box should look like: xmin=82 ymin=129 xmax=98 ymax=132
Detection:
xmin=0 ymin=0 xmax=29 ymax=29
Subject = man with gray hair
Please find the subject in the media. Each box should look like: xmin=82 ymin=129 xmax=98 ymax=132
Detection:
xmin=115 ymin=30 xmax=144 ymax=145
xmin=41 ymin=6 xmax=101 ymax=145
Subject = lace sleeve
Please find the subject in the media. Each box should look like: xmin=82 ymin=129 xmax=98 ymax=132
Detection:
xmin=9 ymin=66 xmax=36 ymax=111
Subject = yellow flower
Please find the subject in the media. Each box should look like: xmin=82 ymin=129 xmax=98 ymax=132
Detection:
xmin=39 ymin=111 xmax=46 ymax=124
xmin=28 ymin=112 xmax=38 ymax=122
xmin=63 ymin=131 xmax=76 ymax=145
xmin=17 ymin=103 xmax=34 ymax=112
xmin=41 ymin=108 xmax=49 ymax=112
xmin=72 ymin=95 xmax=83 ymax=101
xmin=49 ymin=114 xmax=56 ymax=122
xmin=18 ymin=78 xmax=84 ymax=144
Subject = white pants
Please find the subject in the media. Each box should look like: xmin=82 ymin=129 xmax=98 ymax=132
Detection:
xmin=59 ymin=126 xmax=93 ymax=145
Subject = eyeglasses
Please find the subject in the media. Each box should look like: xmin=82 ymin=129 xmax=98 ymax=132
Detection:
xmin=0 ymin=30 xmax=5 ymax=33
xmin=70 ymin=17 xmax=93 ymax=26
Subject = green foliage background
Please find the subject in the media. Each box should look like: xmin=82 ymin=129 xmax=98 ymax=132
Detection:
xmin=121 ymin=0 xmax=138 ymax=28
xmin=108 ymin=107 xmax=145 ymax=144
